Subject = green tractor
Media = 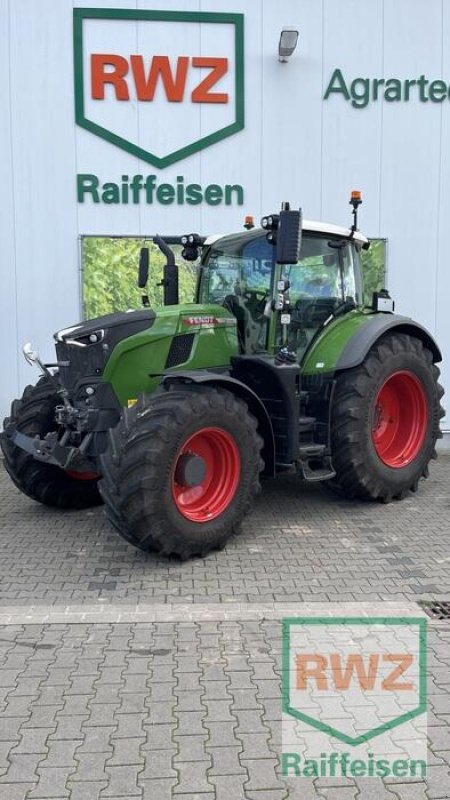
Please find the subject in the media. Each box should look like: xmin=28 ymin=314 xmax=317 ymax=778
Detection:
xmin=1 ymin=195 xmax=445 ymax=558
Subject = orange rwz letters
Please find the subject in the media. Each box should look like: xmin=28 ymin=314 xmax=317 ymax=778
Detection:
xmin=191 ymin=58 xmax=229 ymax=103
xmin=295 ymin=651 xmax=415 ymax=691
xmin=296 ymin=654 xmax=328 ymax=690
xmin=382 ymin=654 xmax=414 ymax=691
xmin=130 ymin=55 xmax=189 ymax=102
xmin=91 ymin=54 xmax=130 ymax=100
xmin=330 ymin=653 xmax=379 ymax=690
xmin=90 ymin=54 xmax=229 ymax=104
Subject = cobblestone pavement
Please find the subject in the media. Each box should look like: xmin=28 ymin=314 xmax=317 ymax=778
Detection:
xmin=0 ymin=459 xmax=449 ymax=607
xmin=0 ymin=456 xmax=449 ymax=799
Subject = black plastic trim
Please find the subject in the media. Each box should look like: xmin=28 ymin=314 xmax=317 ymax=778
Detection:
xmin=336 ymin=314 xmax=442 ymax=370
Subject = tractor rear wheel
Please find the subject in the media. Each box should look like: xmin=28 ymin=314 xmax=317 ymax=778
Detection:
xmin=330 ymin=333 xmax=444 ymax=501
xmin=1 ymin=376 xmax=102 ymax=509
xmin=99 ymin=386 xmax=263 ymax=558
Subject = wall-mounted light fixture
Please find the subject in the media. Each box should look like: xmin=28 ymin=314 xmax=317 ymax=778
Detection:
xmin=278 ymin=28 xmax=299 ymax=62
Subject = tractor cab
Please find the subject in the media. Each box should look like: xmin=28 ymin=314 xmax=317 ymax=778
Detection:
xmin=198 ymin=222 xmax=367 ymax=362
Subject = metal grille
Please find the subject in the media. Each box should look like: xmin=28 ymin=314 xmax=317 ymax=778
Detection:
xmin=165 ymin=333 xmax=195 ymax=369
xmin=419 ymin=601 xmax=450 ymax=620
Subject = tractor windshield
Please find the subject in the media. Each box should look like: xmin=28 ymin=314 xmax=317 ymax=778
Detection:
xmin=199 ymin=231 xmax=361 ymax=358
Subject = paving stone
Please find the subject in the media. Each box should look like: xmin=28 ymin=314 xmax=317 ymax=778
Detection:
xmin=0 ymin=752 xmax=41 ymax=783
xmin=84 ymin=705 xmax=121 ymax=728
xmin=140 ymin=778 xmax=177 ymax=799
xmin=175 ymin=691 xmax=204 ymax=711
xmin=102 ymin=764 xmax=143 ymax=796
xmin=28 ymin=765 xmax=76 ymax=798
xmin=107 ymin=737 xmax=145 ymax=766
xmin=203 ymin=699 xmax=234 ymax=721
xmin=243 ymin=758 xmax=286 ymax=791
xmin=207 ymin=745 xmax=247 ymax=775
xmin=11 ymin=728 xmax=55 ymax=755
xmin=0 ymin=784 xmax=37 ymax=800
xmin=49 ymin=716 xmax=89 ymax=741
xmin=139 ymin=749 xmax=177 ymax=780
xmin=3 ymin=696 xmax=36 ymax=717
xmin=230 ymin=689 xmax=262 ymax=710
xmin=173 ymin=761 xmax=213 ymax=794
xmin=77 ymin=727 xmax=115 ymax=754
xmin=175 ymin=711 xmax=207 ymax=737
xmin=0 ymin=717 xmax=29 ymax=742
xmin=141 ymin=724 xmax=176 ymax=752
xmin=110 ymin=713 xmax=146 ymax=740
xmin=174 ymin=734 xmax=209 ymax=763
xmin=209 ymin=774 xmax=248 ymax=799
xmin=68 ymin=781 xmax=108 ymax=800
xmin=379 ymin=783 xmax=427 ymax=800
xmin=319 ymin=790 xmax=359 ymax=800
xmin=205 ymin=721 xmax=238 ymax=748
xmin=201 ymin=681 xmax=232 ymax=701
xmin=423 ymin=763 xmax=450 ymax=798
xmin=38 ymin=739 xmax=81 ymax=768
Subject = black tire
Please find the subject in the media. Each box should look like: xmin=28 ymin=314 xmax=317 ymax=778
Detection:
xmin=98 ymin=386 xmax=264 ymax=558
xmin=330 ymin=333 xmax=445 ymax=502
xmin=1 ymin=376 xmax=102 ymax=509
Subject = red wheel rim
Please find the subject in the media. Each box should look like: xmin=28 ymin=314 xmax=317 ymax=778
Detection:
xmin=65 ymin=470 xmax=99 ymax=481
xmin=172 ymin=427 xmax=241 ymax=522
xmin=371 ymin=370 xmax=428 ymax=468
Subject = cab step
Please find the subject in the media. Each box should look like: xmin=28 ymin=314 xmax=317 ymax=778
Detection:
xmin=298 ymin=443 xmax=326 ymax=459
xmin=298 ymin=440 xmax=336 ymax=481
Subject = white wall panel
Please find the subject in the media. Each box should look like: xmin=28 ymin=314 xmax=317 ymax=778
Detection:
xmin=321 ymin=0 xmax=383 ymax=233
xmin=261 ymin=0 xmax=322 ymax=219
xmin=379 ymin=0 xmax=442 ymax=334
xmin=0 ymin=0 xmax=19 ymax=418
xmin=8 ymin=0 xmax=80 ymax=384
xmin=199 ymin=0 xmax=261 ymax=232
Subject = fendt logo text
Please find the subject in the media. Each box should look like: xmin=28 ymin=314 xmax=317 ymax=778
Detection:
xmin=73 ymin=8 xmax=244 ymax=169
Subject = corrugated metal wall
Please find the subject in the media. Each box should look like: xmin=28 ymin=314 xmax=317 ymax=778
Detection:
xmin=1 ymin=0 xmax=448 ymax=433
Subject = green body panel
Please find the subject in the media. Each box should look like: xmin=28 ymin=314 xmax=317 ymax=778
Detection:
xmin=301 ymin=308 xmax=374 ymax=375
xmin=102 ymin=303 xmax=239 ymax=406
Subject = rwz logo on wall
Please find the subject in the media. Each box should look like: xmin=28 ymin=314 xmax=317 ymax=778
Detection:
xmin=73 ymin=8 xmax=244 ymax=169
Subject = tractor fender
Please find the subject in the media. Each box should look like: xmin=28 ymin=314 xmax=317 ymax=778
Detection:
xmin=336 ymin=314 xmax=442 ymax=371
xmin=161 ymin=371 xmax=276 ymax=476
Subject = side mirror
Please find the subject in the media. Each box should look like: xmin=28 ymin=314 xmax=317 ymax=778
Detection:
xmin=276 ymin=206 xmax=302 ymax=265
xmin=138 ymin=247 xmax=149 ymax=288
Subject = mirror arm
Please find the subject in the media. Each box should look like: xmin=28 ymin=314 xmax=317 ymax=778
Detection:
xmin=153 ymin=235 xmax=176 ymax=266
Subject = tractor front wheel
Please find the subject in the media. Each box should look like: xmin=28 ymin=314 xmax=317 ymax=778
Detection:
xmin=99 ymin=387 xmax=263 ymax=558
xmin=330 ymin=333 xmax=445 ymax=501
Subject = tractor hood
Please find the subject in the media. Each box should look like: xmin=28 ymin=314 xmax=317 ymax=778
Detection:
xmin=54 ymin=309 xmax=156 ymax=345
xmin=54 ymin=309 xmax=156 ymax=390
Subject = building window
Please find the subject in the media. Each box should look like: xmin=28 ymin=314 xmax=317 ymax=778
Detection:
xmin=80 ymin=236 xmax=198 ymax=320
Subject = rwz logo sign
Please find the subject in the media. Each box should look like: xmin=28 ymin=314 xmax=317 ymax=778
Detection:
xmin=73 ymin=8 xmax=244 ymax=169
